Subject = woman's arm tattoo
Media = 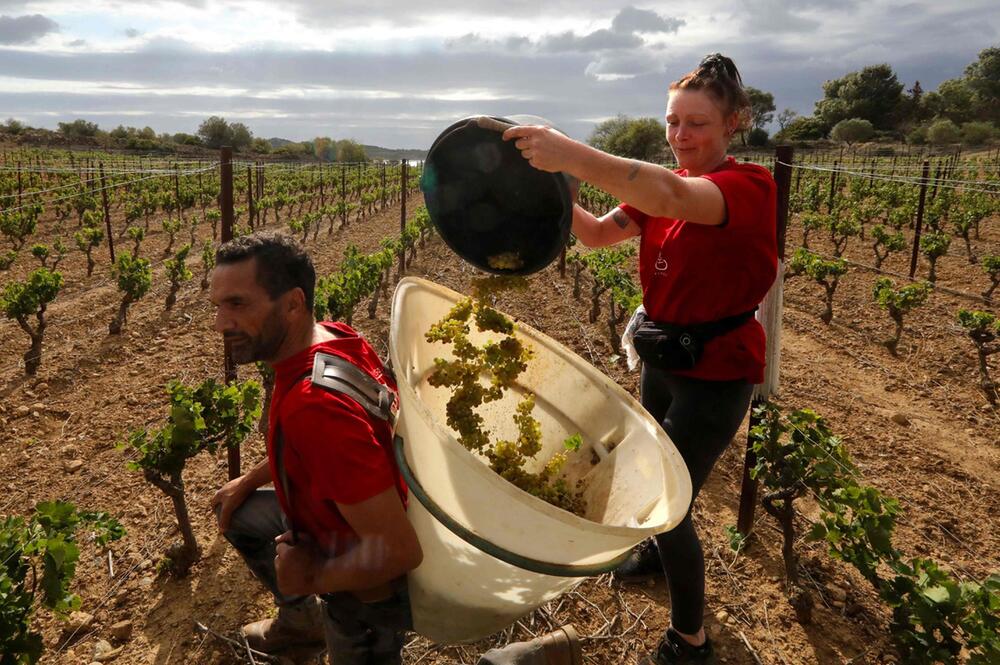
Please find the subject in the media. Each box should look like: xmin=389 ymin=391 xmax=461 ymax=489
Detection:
xmin=627 ymin=161 xmax=641 ymax=181
xmin=611 ymin=209 xmax=631 ymax=229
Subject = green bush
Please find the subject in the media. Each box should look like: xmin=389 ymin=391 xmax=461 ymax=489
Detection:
xmin=747 ymin=127 xmax=769 ymax=147
xmin=928 ymin=119 xmax=961 ymax=145
xmin=907 ymin=125 xmax=928 ymax=145
xmin=961 ymin=121 xmax=996 ymax=145
xmin=830 ymin=118 xmax=875 ymax=145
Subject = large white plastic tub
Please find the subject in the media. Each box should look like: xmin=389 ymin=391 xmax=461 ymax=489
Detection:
xmin=389 ymin=277 xmax=692 ymax=643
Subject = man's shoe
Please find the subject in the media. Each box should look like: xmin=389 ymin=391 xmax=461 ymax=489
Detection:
xmin=613 ymin=538 xmax=663 ymax=583
xmin=242 ymin=598 xmax=326 ymax=654
xmin=648 ymin=628 xmax=715 ymax=665
xmin=536 ymin=624 xmax=583 ymax=665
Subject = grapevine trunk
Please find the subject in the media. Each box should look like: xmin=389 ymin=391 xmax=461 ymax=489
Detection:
xmin=109 ymin=297 xmax=132 ymax=335
xmin=152 ymin=470 xmax=199 ymax=575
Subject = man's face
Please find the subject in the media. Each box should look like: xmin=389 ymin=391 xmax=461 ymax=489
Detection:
xmin=209 ymin=257 xmax=289 ymax=365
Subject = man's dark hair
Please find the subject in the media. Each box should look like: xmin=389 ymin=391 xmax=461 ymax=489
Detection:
xmin=216 ymin=232 xmax=315 ymax=310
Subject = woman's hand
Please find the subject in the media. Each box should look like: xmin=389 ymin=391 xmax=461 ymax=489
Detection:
xmin=502 ymin=125 xmax=580 ymax=173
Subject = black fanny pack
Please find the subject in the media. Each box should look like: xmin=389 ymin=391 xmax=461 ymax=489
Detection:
xmin=632 ymin=307 xmax=758 ymax=371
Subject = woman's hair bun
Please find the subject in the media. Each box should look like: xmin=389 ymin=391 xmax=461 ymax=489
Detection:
xmin=698 ymin=53 xmax=743 ymax=86
xmin=670 ymin=53 xmax=751 ymax=131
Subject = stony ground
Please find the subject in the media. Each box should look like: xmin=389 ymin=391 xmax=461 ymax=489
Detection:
xmin=1 ymin=180 xmax=997 ymax=665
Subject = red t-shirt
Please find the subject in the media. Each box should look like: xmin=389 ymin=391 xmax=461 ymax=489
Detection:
xmin=267 ymin=321 xmax=405 ymax=554
xmin=620 ymin=157 xmax=777 ymax=383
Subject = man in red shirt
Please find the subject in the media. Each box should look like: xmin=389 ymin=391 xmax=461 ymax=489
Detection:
xmin=208 ymin=233 xmax=422 ymax=663
xmin=206 ymin=233 xmax=583 ymax=665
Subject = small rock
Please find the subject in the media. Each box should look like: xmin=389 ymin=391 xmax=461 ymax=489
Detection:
xmin=64 ymin=459 xmax=85 ymax=474
xmin=31 ymin=402 xmax=44 ymax=411
xmin=890 ymin=412 xmax=910 ymax=426
xmin=60 ymin=444 xmax=77 ymax=457
xmin=831 ymin=599 xmax=846 ymax=609
xmin=138 ymin=576 xmax=154 ymax=589
xmin=825 ymin=583 xmax=847 ymax=601
xmin=715 ymin=610 xmax=730 ymax=624
xmin=15 ymin=405 xmax=30 ymax=417
xmin=139 ymin=559 xmax=152 ymax=571
xmin=34 ymin=382 xmax=48 ymax=393
xmin=31 ymin=411 xmax=41 ymax=419
xmin=65 ymin=611 xmax=94 ymax=633
xmin=109 ymin=619 xmax=133 ymax=641
xmin=92 ymin=639 xmax=122 ymax=662
xmin=24 ymin=390 xmax=36 ymax=398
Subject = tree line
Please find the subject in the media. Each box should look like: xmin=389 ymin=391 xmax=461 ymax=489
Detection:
xmin=588 ymin=45 xmax=999 ymax=158
xmin=0 ymin=115 xmax=371 ymax=161
xmin=777 ymin=46 xmax=998 ymax=146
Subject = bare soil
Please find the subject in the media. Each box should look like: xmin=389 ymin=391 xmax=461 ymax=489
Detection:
xmin=2 ymin=185 xmax=997 ymax=665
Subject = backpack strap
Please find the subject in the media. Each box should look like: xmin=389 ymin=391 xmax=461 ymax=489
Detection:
xmin=308 ymin=351 xmax=399 ymax=428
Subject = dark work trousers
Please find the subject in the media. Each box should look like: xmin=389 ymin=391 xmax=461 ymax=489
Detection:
xmin=220 ymin=489 xmax=552 ymax=665
xmin=219 ymin=489 xmax=411 ymax=665
xmin=640 ymin=365 xmax=754 ymax=635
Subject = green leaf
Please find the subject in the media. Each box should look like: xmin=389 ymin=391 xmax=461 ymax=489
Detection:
xmin=921 ymin=585 xmax=951 ymax=604
xmin=562 ymin=433 xmax=583 ymax=452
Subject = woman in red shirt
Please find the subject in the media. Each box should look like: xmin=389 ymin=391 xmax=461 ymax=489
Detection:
xmin=505 ymin=54 xmax=777 ymax=664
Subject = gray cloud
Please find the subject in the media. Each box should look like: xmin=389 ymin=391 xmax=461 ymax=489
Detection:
xmin=124 ymin=27 xmax=141 ymax=38
xmin=740 ymin=0 xmax=820 ymax=33
xmin=585 ymin=52 xmax=667 ymax=79
xmin=445 ymin=5 xmax=686 ymax=56
xmin=0 ymin=41 xmax=674 ymax=145
xmin=541 ymin=28 xmax=643 ymax=52
xmin=282 ymin=0 xmax=629 ymax=26
xmin=0 ymin=14 xmax=58 ymax=44
xmin=611 ymin=6 xmax=685 ymax=34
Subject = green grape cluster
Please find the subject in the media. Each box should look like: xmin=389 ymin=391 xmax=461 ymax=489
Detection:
xmin=426 ymin=279 xmax=584 ymax=515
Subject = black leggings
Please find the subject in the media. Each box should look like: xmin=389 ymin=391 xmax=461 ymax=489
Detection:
xmin=641 ymin=365 xmax=754 ymax=635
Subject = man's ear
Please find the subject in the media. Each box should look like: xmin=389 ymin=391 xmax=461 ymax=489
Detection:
xmin=287 ymin=287 xmax=308 ymax=314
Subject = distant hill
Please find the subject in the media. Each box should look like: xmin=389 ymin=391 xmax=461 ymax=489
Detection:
xmin=266 ymin=137 xmax=426 ymax=161
xmin=362 ymin=145 xmax=427 ymax=161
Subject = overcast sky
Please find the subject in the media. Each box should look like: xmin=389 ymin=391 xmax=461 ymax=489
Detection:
xmin=0 ymin=1 xmax=997 ymax=148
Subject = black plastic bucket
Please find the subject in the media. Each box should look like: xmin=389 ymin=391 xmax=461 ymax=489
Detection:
xmin=420 ymin=115 xmax=574 ymax=276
